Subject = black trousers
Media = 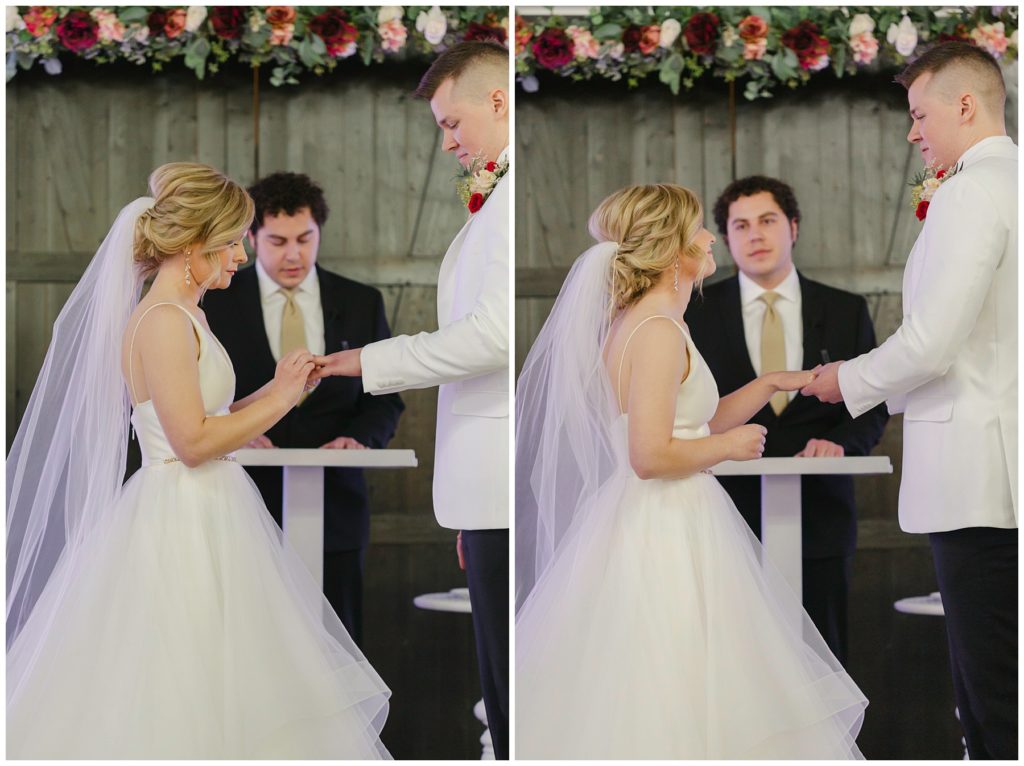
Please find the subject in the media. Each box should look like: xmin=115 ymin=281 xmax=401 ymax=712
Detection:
xmin=930 ymin=526 xmax=1017 ymax=759
xmin=323 ymin=548 xmax=366 ymax=648
xmin=461 ymin=529 xmax=509 ymax=760
xmin=802 ymin=555 xmax=852 ymax=666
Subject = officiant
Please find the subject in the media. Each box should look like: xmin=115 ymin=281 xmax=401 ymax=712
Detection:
xmin=204 ymin=171 xmax=404 ymax=646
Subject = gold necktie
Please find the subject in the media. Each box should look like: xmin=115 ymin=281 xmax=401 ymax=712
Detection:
xmin=760 ymin=291 xmax=789 ymax=416
xmin=279 ymin=288 xmax=307 ymax=356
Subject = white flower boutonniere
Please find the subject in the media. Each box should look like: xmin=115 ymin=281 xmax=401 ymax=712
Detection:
xmin=456 ymin=155 xmax=509 ymax=214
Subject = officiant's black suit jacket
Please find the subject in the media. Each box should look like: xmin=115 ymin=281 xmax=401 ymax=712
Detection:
xmin=203 ymin=264 xmax=404 ymax=552
xmin=685 ymin=272 xmax=889 ymax=558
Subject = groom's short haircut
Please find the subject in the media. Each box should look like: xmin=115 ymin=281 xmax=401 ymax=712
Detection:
xmin=712 ymin=176 xmax=801 ymax=237
xmin=413 ymin=40 xmax=508 ymax=101
xmin=247 ymin=172 xmax=330 ymax=235
xmin=896 ymin=41 xmax=1006 ymax=114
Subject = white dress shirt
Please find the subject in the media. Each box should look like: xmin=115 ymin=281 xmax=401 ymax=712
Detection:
xmin=254 ymin=260 xmax=326 ymax=360
xmin=738 ymin=265 xmax=803 ymax=403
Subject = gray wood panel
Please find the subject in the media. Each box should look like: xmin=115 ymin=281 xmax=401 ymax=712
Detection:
xmin=7 ymin=66 xmax=484 ymax=759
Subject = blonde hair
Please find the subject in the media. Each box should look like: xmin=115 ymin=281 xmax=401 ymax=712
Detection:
xmin=134 ymin=162 xmax=254 ymax=285
xmin=588 ymin=183 xmax=707 ymax=311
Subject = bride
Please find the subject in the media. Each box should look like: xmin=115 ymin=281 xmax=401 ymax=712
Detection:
xmin=515 ymin=183 xmax=867 ymax=759
xmin=7 ymin=163 xmax=390 ymax=758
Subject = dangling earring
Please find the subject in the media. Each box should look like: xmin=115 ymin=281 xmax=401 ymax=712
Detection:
xmin=185 ymin=250 xmax=192 ymax=287
xmin=673 ymin=260 xmax=679 ymax=292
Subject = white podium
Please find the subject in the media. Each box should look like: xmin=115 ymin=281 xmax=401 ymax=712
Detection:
xmin=710 ymin=456 xmax=893 ymax=629
xmin=237 ymin=448 xmax=417 ymax=587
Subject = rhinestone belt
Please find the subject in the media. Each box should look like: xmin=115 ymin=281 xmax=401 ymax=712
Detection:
xmin=160 ymin=456 xmax=237 ymax=464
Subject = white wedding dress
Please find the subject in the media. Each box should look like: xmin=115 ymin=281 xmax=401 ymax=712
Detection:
xmin=516 ymin=315 xmax=867 ymax=759
xmin=7 ymin=303 xmax=390 ymax=759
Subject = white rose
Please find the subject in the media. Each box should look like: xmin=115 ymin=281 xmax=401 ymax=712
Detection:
xmin=722 ymin=25 xmax=738 ymax=48
xmin=416 ymin=5 xmax=447 ymax=46
xmin=849 ymin=13 xmax=875 ymax=38
xmin=659 ymin=18 xmax=681 ymax=48
xmin=185 ymin=6 xmax=207 ymax=33
xmin=6 ymin=6 xmax=24 ymax=32
xmin=891 ymin=15 xmax=918 ymax=56
xmin=133 ymin=25 xmax=150 ymax=43
xmin=378 ymin=6 xmax=403 ymax=25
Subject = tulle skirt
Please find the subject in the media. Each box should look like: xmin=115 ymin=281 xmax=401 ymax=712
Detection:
xmin=516 ymin=470 xmax=867 ymax=759
xmin=7 ymin=459 xmax=390 ymax=759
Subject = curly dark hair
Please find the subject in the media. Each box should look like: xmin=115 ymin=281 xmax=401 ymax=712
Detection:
xmin=247 ymin=172 xmax=329 ymax=235
xmin=712 ymin=175 xmax=801 ymax=237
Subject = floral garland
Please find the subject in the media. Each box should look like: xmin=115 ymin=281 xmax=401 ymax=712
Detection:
xmin=515 ymin=7 xmax=1018 ymax=100
xmin=7 ymin=6 xmax=508 ymax=86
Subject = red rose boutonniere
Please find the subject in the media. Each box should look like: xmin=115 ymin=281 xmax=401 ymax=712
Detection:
xmin=909 ymin=162 xmax=962 ymax=221
xmin=456 ymin=155 xmax=509 ymax=215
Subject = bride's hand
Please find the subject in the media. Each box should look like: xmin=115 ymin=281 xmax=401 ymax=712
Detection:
xmin=767 ymin=369 xmax=818 ymax=393
xmin=271 ymin=349 xmax=316 ymax=408
xmin=723 ymin=423 xmax=767 ymax=461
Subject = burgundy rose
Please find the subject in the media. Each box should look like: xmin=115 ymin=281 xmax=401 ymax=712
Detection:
xmin=938 ymin=25 xmax=973 ymax=43
xmin=147 ymin=9 xmax=167 ymax=36
xmin=622 ymin=24 xmax=643 ymax=53
xmin=56 ymin=10 xmax=99 ymax=53
xmin=308 ymin=8 xmax=359 ymax=57
xmin=531 ymin=28 xmax=574 ymax=70
xmin=684 ymin=12 xmax=720 ymax=56
xmin=915 ymin=200 xmax=929 ymax=221
xmin=468 ymin=193 xmax=485 ymax=214
xmin=209 ymin=6 xmax=245 ymax=40
xmin=782 ymin=20 xmax=831 ymax=69
xmin=464 ymin=22 xmax=507 ymax=45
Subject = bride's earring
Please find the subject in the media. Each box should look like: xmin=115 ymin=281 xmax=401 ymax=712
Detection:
xmin=673 ymin=260 xmax=679 ymax=293
xmin=185 ymin=250 xmax=192 ymax=287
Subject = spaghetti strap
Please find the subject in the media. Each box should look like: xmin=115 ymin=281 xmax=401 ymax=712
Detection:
xmin=615 ymin=315 xmax=688 ymax=413
xmin=128 ymin=302 xmax=199 ymax=405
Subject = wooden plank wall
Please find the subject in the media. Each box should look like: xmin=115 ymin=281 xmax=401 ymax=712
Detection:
xmin=7 ymin=65 xmax=483 ymax=760
xmin=515 ymin=64 xmax=1018 ymax=760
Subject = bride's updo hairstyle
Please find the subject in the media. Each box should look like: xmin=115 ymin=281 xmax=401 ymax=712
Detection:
xmin=588 ymin=183 xmax=707 ymax=311
xmin=134 ymin=162 xmax=254 ymax=282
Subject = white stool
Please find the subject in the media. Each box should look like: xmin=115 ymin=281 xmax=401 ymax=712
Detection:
xmin=414 ymin=588 xmax=492 ymax=759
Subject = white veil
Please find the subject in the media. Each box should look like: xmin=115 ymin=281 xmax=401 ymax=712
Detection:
xmin=7 ymin=197 xmax=154 ymax=649
xmin=514 ymin=241 xmax=628 ymax=611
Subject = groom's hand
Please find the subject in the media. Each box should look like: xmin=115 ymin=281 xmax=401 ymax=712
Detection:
xmin=801 ymin=361 xmax=844 ymax=403
xmin=795 ymin=438 xmax=845 ymax=458
xmin=314 ymin=348 xmax=363 ymax=378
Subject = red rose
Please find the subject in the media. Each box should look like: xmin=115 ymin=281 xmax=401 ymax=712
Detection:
xmin=738 ymin=15 xmax=768 ymax=43
xmin=468 ymin=193 xmax=485 ymax=213
xmin=915 ymin=200 xmax=930 ymax=221
xmin=24 ymin=7 xmax=58 ymax=38
xmin=684 ymin=12 xmax=720 ymax=56
xmin=938 ymin=25 xmax=972 ymax=43
xmin=936 ymin=169 xmax=946 ymax=179
xmin=485 ymin=161 xmax=497 ymax=172
xmin=209 ymin=6 xmax=245 ymax=40
xmin=622 ymin=25 xmax=643 ymax=53
xmin=531 ymin=28 xmax=574 ymax=70
xmin=164 ymin=8 xmax=187 ymax=39
xmin=515 ymin=16 xmax=532 ymax=54
xmin=782 ymin=20 xmax=831 ymax=69
xmin=308 ymin=8 xmax=359 ymax=57
xmin=147 ymin=9 xmax=167 ymax=35
xmin=639 ymin=25 xmax=660 ymax=55
xmin=464 ymin=22 xmax=507 ymax=45
xmin=55 ymin=10 xmax=99 ymax=53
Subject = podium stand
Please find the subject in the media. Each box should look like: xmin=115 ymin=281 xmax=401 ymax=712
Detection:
xmin=237 ymin=448 xmax=418 ymax=587
xmin=711 ymin=456 xmax=893 ymax=629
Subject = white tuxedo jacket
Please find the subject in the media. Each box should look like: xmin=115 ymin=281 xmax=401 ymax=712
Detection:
xmin=360 ymin=172 xmax=509 ymax=531
xmin=839 ymin=136 xmax=1017 ymax=534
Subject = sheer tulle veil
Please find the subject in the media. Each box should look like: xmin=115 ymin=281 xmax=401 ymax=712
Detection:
xmin=515 ymin=240 xmax=628 ymax=611
xmin=7 ymin=197 xmax=154 ymax=654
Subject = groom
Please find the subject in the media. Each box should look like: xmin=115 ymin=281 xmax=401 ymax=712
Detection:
xmin=803 ymin=42 xmax=1017 ymax=759
xmin=314 ymin=41 xmax=510 ymax=759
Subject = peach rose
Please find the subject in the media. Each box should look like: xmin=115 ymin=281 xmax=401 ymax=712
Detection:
xmin=265 ymin=6 xmax=296 ymax=28
xmin=164 ymin=8 xmax=186 ymax=39
xmin=738 ymin=15 xmax=767 ymax=43
xmin=743 ymin=38 xmax=767 ymax=60
xmin=639 ymin=24 xmax=660 ymax=55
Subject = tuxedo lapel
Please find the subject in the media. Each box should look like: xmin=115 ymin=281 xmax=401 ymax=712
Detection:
xmin=436 ymin=216 xmax=474 ymax=326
